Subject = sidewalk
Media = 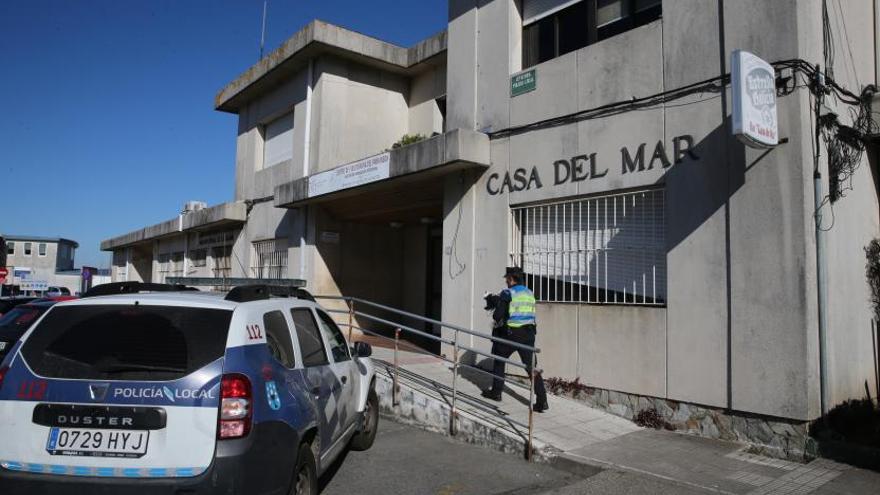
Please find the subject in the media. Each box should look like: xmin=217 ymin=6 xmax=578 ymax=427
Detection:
xmin=370 ymin=344 xmax=880 ymax=495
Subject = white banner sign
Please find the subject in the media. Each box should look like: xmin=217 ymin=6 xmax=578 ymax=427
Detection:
xmin=732 ymin=50 xmax=778 ymax=148
xmin=308 ymin=152 xmax=391 ymax=198
xmin=21 ymin=280 xmax=49 ymax=291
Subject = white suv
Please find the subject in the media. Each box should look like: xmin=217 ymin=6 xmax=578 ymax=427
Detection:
xmin=0 ymin=282 xmax=378 ymax=495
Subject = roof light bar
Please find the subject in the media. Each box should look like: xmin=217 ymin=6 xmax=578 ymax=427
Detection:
xmin=164 ymin=277 xmax=307 ymax=288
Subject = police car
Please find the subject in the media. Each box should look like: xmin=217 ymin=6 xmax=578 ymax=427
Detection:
xmin=0 ymin=282 xmax=378 ymax=495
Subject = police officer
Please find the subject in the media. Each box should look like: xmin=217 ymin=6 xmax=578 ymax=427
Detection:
xmin=481 ymin=267 xmax=549 ymax=413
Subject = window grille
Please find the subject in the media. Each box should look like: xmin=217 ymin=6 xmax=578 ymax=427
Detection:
xmin=251 ymin=239 xmax=288 ymax=279
xmin=171 ymin=252 xmax=184 ymax=279
xmin=157 ymin=253 xmax=171 ymax=283
xmin=190 ymin=248 xmax=207 ymax=268
xmin=211 ymin=245 xmax=232 ymax=279
xmin=509 ymin=188 xmax=666 ymax=305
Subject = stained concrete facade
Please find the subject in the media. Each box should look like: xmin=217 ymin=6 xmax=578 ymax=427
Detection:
xmin=103 ymin=1 xmax=880 ymax=427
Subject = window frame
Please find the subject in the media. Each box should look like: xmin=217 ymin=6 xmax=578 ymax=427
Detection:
xmin=290 ymin=307 xmax=330 ymax=368
xmin=509 ymin=188 xmax=666 ymax=306
xmin=522 ymin=0 xmax=661 ymax=68
xmin=263 ymin=310 xmax=297 ymax=369
xmin=38 ymin=243 xmax=47 ymax=257
xmin=6 ymin=241 xmax=14 ymax=256
xmin=314 ymin=309 xmax=351 ymax=363
xmin=23 ymin=242 xmax=32 ymax=257
xmin=261 ymin=111 xmax=295 ymax=169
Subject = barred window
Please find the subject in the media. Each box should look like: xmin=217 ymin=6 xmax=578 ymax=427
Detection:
xmin=190 ymin=248 xmax=208 ymax=268
xmin=157 ymin=253 xmax=171 ymax=282
xmin=157 ymin=252 xmax=184 ymax=282
xmin=509 ymin=189 xmax=666 ymax=305
xmin=251 ymin=239 xmax=288 ymax=279
xmin=211 ymin=245 xmax=232 ymax=279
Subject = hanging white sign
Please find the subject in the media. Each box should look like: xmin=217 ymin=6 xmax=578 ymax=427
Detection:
xmin=308 ymin=152 xmax=391 ymax=198
xmin=732 ymin=50 xmax=779 ymax=148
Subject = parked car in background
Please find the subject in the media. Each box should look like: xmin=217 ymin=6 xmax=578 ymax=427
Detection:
xmin=0 ymin=297 xmax=37 ymax=318
xmin=44 ymin=287 xmax=71 ymax=297
xmin=0 ymin=298 xmax=74 ymax=362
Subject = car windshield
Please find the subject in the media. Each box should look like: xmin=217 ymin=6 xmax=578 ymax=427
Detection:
xmin=20 ymin=304 xmax=233 ymax=381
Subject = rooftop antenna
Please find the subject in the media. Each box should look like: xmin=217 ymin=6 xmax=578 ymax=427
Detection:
xmin=259 ymin=0 xmax=268 ymax=60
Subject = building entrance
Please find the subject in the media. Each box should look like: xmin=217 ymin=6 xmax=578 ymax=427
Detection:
xmin=311 ymin=177 xmax=445 ymax=354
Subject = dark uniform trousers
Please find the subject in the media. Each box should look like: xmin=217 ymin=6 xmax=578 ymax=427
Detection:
xmin=490 ymin=324 xmax=548 ymax=405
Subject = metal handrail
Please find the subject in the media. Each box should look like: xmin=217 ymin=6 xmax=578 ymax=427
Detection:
xmin=317 ymin=295 xmax=540 ymax=353
xmin=316 ymin=294 xmax=540 ymax=461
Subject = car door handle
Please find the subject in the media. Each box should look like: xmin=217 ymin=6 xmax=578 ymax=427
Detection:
xmin=341 ymin=376 xmax=347 ymax=385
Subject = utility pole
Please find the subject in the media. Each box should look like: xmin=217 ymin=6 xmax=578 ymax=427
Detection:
xmin=259 ymin=0 xmax=268 ymax=60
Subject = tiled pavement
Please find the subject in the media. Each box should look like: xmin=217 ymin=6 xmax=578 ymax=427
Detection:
xmin=368 ymin=343 xmax=880 ymax=494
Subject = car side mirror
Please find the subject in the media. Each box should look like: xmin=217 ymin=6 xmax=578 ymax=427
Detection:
xmin=353 ymin=341 xmax=372 ymax=358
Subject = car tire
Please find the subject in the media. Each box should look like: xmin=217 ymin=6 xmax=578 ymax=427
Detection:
xmin=290 ymin=443 xmax=318 ymax=495
xmin=349 ymin=387 xmax=378 ymax=451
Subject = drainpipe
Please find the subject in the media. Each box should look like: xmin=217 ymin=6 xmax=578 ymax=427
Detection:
xmin=875 ymin=0 xmax=880 ymax=86
xmin=300 ymin=58 xmax=314 ymax=281
xmin=813 ymin=66 xmax=830 ymax=417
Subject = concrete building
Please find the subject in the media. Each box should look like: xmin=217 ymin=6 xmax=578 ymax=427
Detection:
xmin=4 ymin=235 xmax=80 ymax=294
xmin=102 ymin=1 xmax=880 ymax=456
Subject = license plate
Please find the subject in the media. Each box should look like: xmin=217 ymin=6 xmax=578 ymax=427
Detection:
xmin=46 ymin=428 xmax=149 ymax=458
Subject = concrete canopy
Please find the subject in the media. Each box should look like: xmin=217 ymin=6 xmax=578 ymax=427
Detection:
xmin=215 ymin=20 xmax=447 ymax=114
xmin=273 ymin=129 xmax=490 ymax=222
xmin=100 ymin=202 xmax=248 ymax=251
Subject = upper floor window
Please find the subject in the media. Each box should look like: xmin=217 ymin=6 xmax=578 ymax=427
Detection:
xmin=23 ymin=242 xmax=32 ymax=257
xmin=262 ymin=111 xmax=295 ymax=169
xmin=522 ymin=0 xmax=662 ymax=68
xmin=6 ymin=242 xmax=14 ymax=256
xmin=38 ymin=243 xmax=47 ymax=257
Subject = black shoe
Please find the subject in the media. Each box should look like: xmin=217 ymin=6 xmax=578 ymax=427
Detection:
xmin=532 ymin=402 xmax=549 ymax=413
xmin=481 ymin=390 xmax=502 ymax=402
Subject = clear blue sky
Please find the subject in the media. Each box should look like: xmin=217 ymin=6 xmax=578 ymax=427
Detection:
xmin=0 ymin=0 xmax=447 ymax=268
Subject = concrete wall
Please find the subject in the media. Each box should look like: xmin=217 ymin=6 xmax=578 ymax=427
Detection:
xmin=311 ymin=57 xmax=409 ymax=174
xmin=441 ymin=0 xmax=879 ymax=421
xmin=818 ymin=0 xmax=880 ymax=406
xmin=235 ymin=69 xmax=309 ymax=201
xmin=409 ymin=64 xmax=447 ymax=136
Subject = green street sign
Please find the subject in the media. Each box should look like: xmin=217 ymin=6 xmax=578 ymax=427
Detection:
xmin=511 ymin=69 xmax=537 ymax=97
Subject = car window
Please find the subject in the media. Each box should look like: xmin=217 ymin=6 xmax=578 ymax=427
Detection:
xmin=290 ymin=308 xmax=328 ymax=367
xmin=20 ymin=305 xmax=232 ymax=381
xmin=263 ymin=310 xmax=295 ymax=368
xmin=315 ymin=310 xmax=351 ymax=362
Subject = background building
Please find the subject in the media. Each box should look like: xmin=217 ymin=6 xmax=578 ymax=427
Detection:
xmin=3 ymin=235 xmax=109 ymax=295
xmin=103 ymin=0 xmax=880 ymax=457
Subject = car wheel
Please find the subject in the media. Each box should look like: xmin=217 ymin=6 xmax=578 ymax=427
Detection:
xmin=349 ymin=387 xmax=378 ymax=451
xmin=291 ymin=443 xmax=318 ymax=495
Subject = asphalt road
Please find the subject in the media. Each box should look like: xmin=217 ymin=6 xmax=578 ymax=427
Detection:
xmin=319 ymin=419 xmax=708 ymax=495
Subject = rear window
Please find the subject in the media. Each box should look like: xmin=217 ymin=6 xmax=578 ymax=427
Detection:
xmin=21 ymin=305 xmax=232 ymax=381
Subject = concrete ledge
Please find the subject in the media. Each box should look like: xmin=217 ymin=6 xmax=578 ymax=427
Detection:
xmin=100 ymin=202 xmax=247 ymax=251
xmin=274 ymin=128 xmax=490 ymax=208
xmin=216 ymin=20 xmax=447 ymax=112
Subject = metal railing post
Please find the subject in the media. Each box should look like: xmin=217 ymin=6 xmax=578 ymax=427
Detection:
xmin=527 ymin=352 xmax=536 ymax=462
xmin=347 ymin=299 xmax=355 ymax=342
xmin=393 ymin=328 xmax=401 ymax=406
xmin=450 ymin=330 xmax=459 ymax=435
